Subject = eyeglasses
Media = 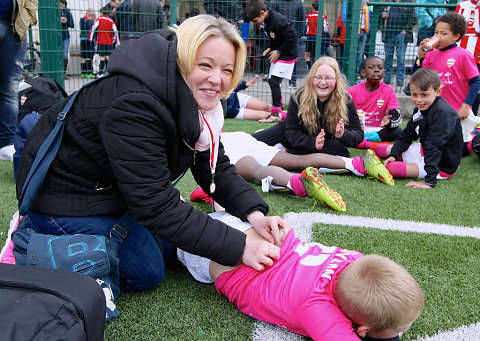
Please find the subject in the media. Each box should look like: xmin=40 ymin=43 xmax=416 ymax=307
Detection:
xmin=314 ymin=75 xmax=336 ymax=83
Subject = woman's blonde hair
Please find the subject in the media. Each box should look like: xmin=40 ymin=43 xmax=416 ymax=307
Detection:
xmin=296 ymin=56 xmax=348 ymax=135
xmin=334 ymin=255 xmax=424 ymax=331
xmin=174 ymin=15 xmax=246 ymax=98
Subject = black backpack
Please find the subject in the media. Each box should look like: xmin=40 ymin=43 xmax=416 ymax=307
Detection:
xmin=17 ymin=74 xmax=68 ymax=125
xmin=0 ymin=263 xmax=106 ymax=341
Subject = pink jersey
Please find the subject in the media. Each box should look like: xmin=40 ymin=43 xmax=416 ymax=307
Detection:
xmin=423 ymin=46 xmax=480 ymax=111
xmin=455 ymin=1 xmax=480 ymax=63
xmin=347 ymin=81 xmax=399 ymax=127
xmin=215 ymin=230 xmax=363 ymax=341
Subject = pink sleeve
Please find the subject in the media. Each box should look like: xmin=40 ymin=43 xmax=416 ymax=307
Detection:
xmin=298 ymin=302 xmax=361 ymax=341
xmin=386 ymin=86 xmax=399 ymax=112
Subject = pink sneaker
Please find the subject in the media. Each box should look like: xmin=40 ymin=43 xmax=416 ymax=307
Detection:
xmin=190 ymin=186 xmax=213 ymax=204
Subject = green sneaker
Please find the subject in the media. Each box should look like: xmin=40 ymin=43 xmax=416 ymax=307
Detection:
xmin=300 ymin=167 xmax=346 ymax=212
xmin=87 ymin=74 xmax=96 ymax=79
xmin=81 ymin=74 xmax=87 ymax=78
xmin=361 ymin=149 xmax=395 ymax=186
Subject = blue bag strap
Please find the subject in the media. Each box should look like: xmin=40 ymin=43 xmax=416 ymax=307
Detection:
xmin=18 ymin=74 xmax=109 ymax=215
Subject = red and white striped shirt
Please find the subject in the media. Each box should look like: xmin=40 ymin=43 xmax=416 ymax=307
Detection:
xmin=455 ymin=0 xmax=480 ymax=63
xmin=306 ymin=12 xmax=328 ymax=36
xmin=89 ymin=15 xmax=120 ymax=46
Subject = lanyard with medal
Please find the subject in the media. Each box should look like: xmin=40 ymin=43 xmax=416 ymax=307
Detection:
xmin=200 ymin=110 xmax=219 ymax=211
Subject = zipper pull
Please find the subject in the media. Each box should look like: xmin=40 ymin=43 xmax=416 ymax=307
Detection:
xmin=193 ymin=149 xmax=196 ymax=165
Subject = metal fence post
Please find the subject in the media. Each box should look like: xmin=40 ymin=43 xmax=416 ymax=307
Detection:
xmin=38 ymin=0 xmax=64 ymax=87
xmin=314 ymin=0 xmax=325 ymax=61
xmin=170 ymin=0 xmax=177 ymax=27
xmin=344 ymin=0 xmax=361 ymax=85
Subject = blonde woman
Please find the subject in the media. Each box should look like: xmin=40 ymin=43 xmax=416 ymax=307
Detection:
xmin=17 ymin=15 xmax=290 ymax=296
xmin=253 ymin=56 xmax=363 ymax=157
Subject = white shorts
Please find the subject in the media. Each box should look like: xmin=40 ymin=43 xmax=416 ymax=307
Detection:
xmin=177 ymin=212 xmax=253 ymax=283
xmin=461 ymin=110 xmax=480 ymax=142
xmin=233 ymin=93 xmax=251 ymax=119
xmin=401 ymin=143 xmax=451 ymax=180
xmin=221 ymin=131 xmax=280 ymax=165
xmin=268 ymin=60 xmax=295 ymax=80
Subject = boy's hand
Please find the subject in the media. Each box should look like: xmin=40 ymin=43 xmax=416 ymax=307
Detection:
xmin=315 ymin=129 xmax=325 ymax=150
xmin=269 ymin=50 xmax=280 ymax=63
xmin=417 ymin=39 xmax=429 ymax=59
xmin=458 ymin=103 xmax=470 ymax=120
xmin=242 ymin=239 xmax=280 ymax=271
xmin=335 ymin=119 xmax=344 ymax=138
xmin=245 ymin=75 xmax=260 ymax=87
xmin=406 ymin=181 xmax=432 ymax=189
xmin=383 ymin=156 xmax=395 ymax=167
xmin=380 ymin=115 xmax=391 ymax=128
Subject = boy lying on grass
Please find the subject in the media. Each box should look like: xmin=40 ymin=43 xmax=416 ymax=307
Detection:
xmin=178 ymin=211 xmax=424 ymax=341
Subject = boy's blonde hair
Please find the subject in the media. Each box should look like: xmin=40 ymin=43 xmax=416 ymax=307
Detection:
xmin=174 ymin=15 xmax=246 ymax=98
xmin=295 ymin=56 xmax=349 ymax=135
xmin=334 ymin=255 xmax=424 ymax=331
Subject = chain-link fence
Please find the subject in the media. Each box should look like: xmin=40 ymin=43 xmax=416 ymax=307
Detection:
xmin=25 ymin=0 xmax=456 ymax=102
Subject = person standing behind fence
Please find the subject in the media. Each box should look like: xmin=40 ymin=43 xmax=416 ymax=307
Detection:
xmin=456 ymin=0 xmax=480 ymax=115
xmin=60 ymin=0 xmax=74 ymax=76
xmin=342 ymin=0 xmax=370 ymax=80
xmin=133 ymin=0 xmax=163 ymax=33
xmin=89 ymin=6 xmax=120 ymax=76
xmin=0 ymin=0 xmax=37 ymax=161
xmin=305 ymin=3 xmax=330 ymax=72
xmin=380 ymin=0 xmax=417 ymax=89
xmin=245 ymin=0 xmax=297 ymax=119
xmin=80 ymin=8 xmax=96 ymax=79
xmin=271 ymin=0 xmax=305 ymax=89
xmin=116 ymin=0 xmax=133 ymax=41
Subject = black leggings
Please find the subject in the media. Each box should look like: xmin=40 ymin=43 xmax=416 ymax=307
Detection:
xmin=377 ymin=127 xmax=402 ymax=142
xmin=268 ymin=75 xmax=282 ymax=107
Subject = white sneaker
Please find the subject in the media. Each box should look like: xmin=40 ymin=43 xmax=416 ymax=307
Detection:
xmin=0 ymin=145 xmax=15 ymax=161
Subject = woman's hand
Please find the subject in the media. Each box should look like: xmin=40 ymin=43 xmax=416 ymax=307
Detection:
xmin=247 ymin=211 xmax=291 ymax=246
xmin=383 ymin=156 xmax=395 ymax=167
xmin=262 ymin=48 xmax=272 ymax=57
xmin=406 ymin=181 xmax=432 ymax=189
xmin=315 ymin=129 xmax=325 ymax=150
xmin=241 ymin=239 xmax=280 ymax=271
xmin=335 ymin=119 xmax=344 ymax=138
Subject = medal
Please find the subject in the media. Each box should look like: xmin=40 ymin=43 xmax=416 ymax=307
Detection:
xmin=199 ymin=110 xmax=219 ymax=196
xmin=210 ymin=180 xmax=216 ymax=194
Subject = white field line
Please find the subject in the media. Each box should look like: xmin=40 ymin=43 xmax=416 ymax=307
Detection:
xmin=251 ymin=212 xmax=480 ymax=341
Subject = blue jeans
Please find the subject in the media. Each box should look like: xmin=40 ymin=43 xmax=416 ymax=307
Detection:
xmin=384 ymin=32 xmax=407 ymax=85
xmin=22 ymin=211 xmax=171 ymax=292
xmin=62 ymin=37 xmax=70 ymax=61
xmin=356 ymin=29 xmax=368 ymax=76
xmin=0 ymin=19 xmax=25 ymax=147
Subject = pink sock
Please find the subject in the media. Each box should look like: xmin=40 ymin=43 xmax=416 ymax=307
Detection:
xmin=352 ymin=156 xmax=368 ymax=175
xmin=466 ymin=140 xmax=473 ymax=154
xmin=271 ymin=106 xmax=282 ymax=114
xmin=357 ymin=139 xmax=372 ymax=149
xmin=385 ymin=161 xmax=407 ymax=178
xmin=373 ymin=144 xmax=390 ymax=158
xmin=280 ymin=110 xmax=287 ymax=120
xmin=290 ymin=173 xmax=307 ymax=198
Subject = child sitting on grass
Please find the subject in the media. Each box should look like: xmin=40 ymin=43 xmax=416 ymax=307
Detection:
xmin=178 ymin=211 xmax=424 ymax=341
xmin=348 ymin=56 xmax=402 ymax=148
xmin=372 ymin=68 xmax=463 ymax=188
xmin=415 ymin=11 xmax=480 ymax=155
xmin=191 ymin=131 xmax=395 ymax=212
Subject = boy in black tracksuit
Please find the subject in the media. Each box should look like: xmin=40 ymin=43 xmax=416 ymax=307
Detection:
xmin=375 ymin=68 xmax=463 ymax=188
xmin=245 ymin=0 xmax=297 ymax=117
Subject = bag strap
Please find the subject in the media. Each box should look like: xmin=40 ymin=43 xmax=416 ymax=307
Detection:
xmin=18 ymin=74 xmax=109 ymax=215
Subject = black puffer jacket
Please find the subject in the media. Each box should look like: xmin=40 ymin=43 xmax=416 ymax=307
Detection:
xmin=16 ymin=29 xmax=269 ymax=266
